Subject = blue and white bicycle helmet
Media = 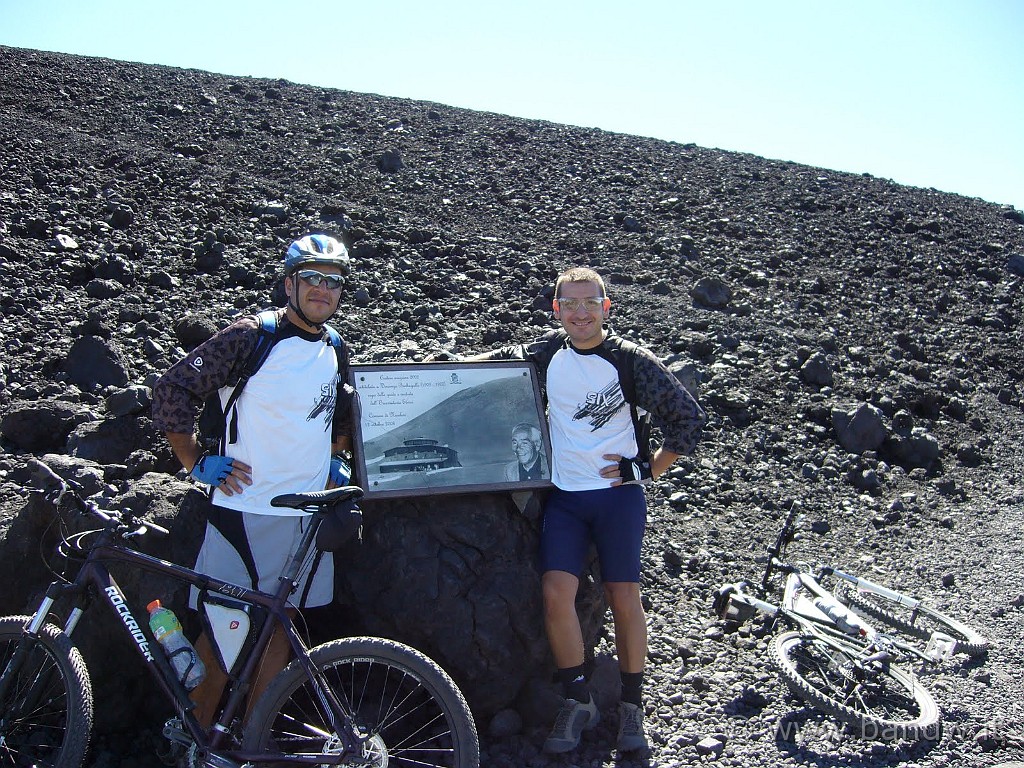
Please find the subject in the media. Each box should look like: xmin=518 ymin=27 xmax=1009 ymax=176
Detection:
xmin=284 ymin=234 xmax=349 ymax=274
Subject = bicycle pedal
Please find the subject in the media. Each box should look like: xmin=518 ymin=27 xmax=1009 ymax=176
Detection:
xmin=925 ymin=631 xmax=955 ymax=662
xmin=163 ymin=717 xmax=192 ymax=746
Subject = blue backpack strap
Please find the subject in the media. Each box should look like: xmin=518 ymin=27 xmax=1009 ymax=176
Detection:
xmin=240 ymin=310 xmax=280 ymax=378
xmin=257 ymin=308 xmax=278 ymax=332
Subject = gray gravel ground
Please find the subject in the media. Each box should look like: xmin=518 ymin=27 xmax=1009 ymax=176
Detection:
xmin=0 ymin=43 xmax=1022 ymax=768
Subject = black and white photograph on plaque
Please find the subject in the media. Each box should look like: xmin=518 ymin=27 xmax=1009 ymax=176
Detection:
xmin=348 ymin=361 xmax=552 ymax=499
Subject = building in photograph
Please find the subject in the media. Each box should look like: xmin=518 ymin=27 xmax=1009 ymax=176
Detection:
xmin=378 ymin=438 xmax=461 ymax=474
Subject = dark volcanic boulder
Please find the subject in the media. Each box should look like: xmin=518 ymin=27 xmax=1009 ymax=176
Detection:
xmin=173 ymin=314 xmax=220 ymax=351
xmin=0 ymin=400 xmax=97 ymax=452
xmin=64 ymin=335 xmax=130 ymax=389
xmin=332 ymin=493 xmax=605 ymax=719
xmin=887 ymin=427 xmax=941 ymax=469
xmin=832 ymin=402 xmax=888 ymax=454
xmin=67 ymin=415 xmax=160 ymax=464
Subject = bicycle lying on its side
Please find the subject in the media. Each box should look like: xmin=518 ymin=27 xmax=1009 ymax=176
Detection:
xmin=712 ymin=505 xmax=988 ymax=741
xmin=0 ymin=459 xmax=480 ymax=768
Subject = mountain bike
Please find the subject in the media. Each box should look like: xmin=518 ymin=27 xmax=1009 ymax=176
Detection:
xmin=712 ymin=505 xmax=986 ymax=741
xmin=0 ymin=459 xmax=480 ymax=768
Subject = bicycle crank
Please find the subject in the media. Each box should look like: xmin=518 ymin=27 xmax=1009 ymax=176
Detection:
xmin=162 ymin=719 xmax=249 ymax=768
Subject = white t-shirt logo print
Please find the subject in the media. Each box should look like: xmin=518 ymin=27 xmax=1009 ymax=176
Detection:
xmin=546 ymin=345 xmax=640 ymax=491
xmin=573 ymin=380 xmax=625 ymax=431
xmin=307 ymin=380 xmax=337 ymax=429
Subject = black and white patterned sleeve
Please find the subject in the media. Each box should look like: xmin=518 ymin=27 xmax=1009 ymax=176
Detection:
xmin=151 ymin=317 xmax=258 ymax=434
xmin=632 ymin=347 xmax=706 ymax=455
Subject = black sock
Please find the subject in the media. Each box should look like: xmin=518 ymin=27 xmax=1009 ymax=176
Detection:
xmin=557 ymin=665 xmax=589 ymax=702
xmin=620 ymin=671 xmax=643 ymax=707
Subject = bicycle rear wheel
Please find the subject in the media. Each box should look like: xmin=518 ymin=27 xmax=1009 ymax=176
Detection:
xmin=770 ymin=631 xmax=939 ymax=742
xmin=836 ymin=585 xmax=989 ymax=657
xmin=243 ymin=636 xmax=479 ymax=768
xmin=0 ymin=615 xmax=93 ymax=768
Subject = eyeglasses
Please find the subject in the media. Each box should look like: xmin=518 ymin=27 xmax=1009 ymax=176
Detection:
xmin=554 ymin=296 xmax=605 ymax=312
xmin=296 ymin=269 xmax=343 ymax=290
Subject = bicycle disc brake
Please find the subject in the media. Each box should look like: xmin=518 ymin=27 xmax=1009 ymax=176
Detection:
xmin=320 ymin=730 xmax=388 ymax=767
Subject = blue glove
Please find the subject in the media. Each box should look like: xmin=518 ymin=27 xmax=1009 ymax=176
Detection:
xmin=329 ymin=455 xmax=351 ymax=486
xmin=618 ymin=456 xmax=653 ymax=485
xmin=190 ymin=453 xmax=235 ymax=485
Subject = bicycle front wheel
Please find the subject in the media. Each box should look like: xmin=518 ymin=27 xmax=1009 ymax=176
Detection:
xmin=836 ymin=586 xmax=989 ymax=657
xmin=0 ymin=615 xmax=93 ymax=768
xmin=243 ymin=636 xmax=479 ymax=768
xmin=770 ymin=631 xmax=939 ymax=742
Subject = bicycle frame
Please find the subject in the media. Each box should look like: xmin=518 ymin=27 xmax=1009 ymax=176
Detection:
xmin=718 ymin=572 xmax=874 ymax=650
xmin=760 ymin=506 xmax=922 ymax=610
xmin=20 ymin=494 xmax=362 ymax=766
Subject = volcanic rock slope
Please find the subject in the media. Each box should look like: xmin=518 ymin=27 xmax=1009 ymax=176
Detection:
xmin=2 ymin=45 xmax=1024 ymax=767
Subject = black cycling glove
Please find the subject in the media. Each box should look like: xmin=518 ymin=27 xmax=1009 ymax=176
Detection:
xmin=618 ymin=456 xmax=653 ymax=485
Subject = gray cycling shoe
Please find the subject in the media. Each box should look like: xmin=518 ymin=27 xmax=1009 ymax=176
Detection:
xmin=617 ymin=701 xmax=649 ymax=752
xmin=543 ymin=694 xmax=600 ymax=753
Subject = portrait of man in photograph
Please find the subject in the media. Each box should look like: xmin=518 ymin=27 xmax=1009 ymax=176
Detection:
xmin=504 ymin=422 xmax=549 ymax=482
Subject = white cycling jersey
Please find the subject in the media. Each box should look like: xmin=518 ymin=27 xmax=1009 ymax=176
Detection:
xmin=545 ymin=343 xmax=639 ymax=491
xmin=213 ymin=334 xmax=339 ymax=516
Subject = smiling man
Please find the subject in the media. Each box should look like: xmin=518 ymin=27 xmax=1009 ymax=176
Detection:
xmin=477 ymin=266 xmax=706 ymax=754
xmin=152 ymin=233 xmax=355 ymax=728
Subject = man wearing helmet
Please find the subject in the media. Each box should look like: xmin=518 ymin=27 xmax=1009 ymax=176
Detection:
xmin=281 ymin=232 xmax=350 ymax=331
xmin=152 ymin=232 xmax=354 ymax=727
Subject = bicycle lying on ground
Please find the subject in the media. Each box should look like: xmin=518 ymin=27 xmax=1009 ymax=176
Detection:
xmin=712 ymin=505 xmax=988 ymax=741
xmin=0 ymin=459 xmax=479 ymax=768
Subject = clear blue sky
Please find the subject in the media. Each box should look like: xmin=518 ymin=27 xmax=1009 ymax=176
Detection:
xmin=2 ymin=0 xmax=1022 ymax=209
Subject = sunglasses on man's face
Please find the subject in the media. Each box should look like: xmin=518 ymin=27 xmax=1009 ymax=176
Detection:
xmin=296 ymin=269 xmax=343 ymax=290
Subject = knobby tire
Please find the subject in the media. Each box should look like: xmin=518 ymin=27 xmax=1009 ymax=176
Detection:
xmin=0 ymin=615 xmax=93 ymax=768
xmin=770 ymin=631 xmax=940 ymax=742
xmin=243 ymin=636 xmax=479 ymax=768
xmin=836 ymin=586 xmax=989 ymax=657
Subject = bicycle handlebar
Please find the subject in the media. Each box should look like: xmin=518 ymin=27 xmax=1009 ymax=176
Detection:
xmin=28 ymin=458 xmax=170 ymax=537
xmin=761 ymin=503 xmax=802 ymax=590
xmin=29 ymin=458 xmax=365 ymax=538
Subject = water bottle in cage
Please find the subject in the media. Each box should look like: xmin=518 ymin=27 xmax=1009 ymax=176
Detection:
xmin=148 ymin=600 xmax=206 ymax=689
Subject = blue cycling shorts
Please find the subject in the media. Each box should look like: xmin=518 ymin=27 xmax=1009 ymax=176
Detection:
xmin=539 ymin=485 xmax=647 ymax=583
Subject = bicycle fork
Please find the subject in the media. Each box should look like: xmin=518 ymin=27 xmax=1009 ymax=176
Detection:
xmin=0 ymin=633 xmax=39 ymax=721
xmin=0 ymin=582 xmax=86 ymax=728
